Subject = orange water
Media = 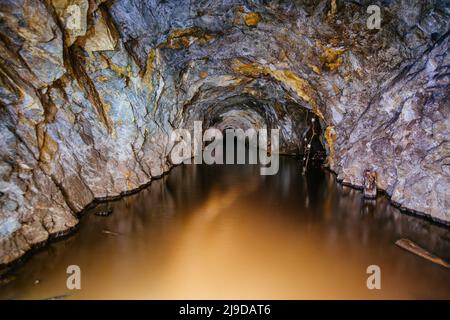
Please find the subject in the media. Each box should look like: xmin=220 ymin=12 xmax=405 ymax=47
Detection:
xmin=1 ymin=157 xmax=449 ymax=299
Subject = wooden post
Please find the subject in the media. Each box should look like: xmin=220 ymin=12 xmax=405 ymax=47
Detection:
xmin=363 ymin=169 xmax=377 ymax=199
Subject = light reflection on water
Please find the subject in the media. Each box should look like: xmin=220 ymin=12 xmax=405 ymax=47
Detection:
xmin=1 ymin=157 xmax=449 ymax=299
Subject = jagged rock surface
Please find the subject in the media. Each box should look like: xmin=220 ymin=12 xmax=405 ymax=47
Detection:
xmin=0 ymin=0 xmax=449 ymax=265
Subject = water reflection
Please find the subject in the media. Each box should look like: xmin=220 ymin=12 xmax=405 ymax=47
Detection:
xmin=1 ymin=157 xmax=449 ymax=299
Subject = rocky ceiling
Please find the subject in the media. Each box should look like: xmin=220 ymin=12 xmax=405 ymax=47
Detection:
xmin=0 ymin=0 xmax=449 ymax=265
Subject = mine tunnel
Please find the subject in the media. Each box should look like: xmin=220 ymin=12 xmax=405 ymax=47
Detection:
xmin=0 ymin=0 xmax=449 ymax=300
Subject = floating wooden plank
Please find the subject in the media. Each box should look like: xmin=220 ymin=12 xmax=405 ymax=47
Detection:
xmin=395 ymin=238 xmax=450 ymax=269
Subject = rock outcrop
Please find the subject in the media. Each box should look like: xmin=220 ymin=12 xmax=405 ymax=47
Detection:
xmin=0 ymin=0 xmax=449 ymax=265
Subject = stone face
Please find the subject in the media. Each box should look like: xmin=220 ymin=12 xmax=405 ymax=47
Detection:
xmin=363 ymin=170 xmax=377 ymax=199
xmin=0 ymin=0 xmax=66 ymax=88
xmin=51 ymin=0 xmax=89 ymax=46
xmin=0 ymin=0 xmax=449 ymax=265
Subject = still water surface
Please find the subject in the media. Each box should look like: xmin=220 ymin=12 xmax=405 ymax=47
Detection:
xmin=1 ymin=157 xmax=450 ymax=299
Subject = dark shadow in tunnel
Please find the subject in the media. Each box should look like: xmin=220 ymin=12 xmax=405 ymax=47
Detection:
xmin=297 ymin=113 xmax=327 ymax=170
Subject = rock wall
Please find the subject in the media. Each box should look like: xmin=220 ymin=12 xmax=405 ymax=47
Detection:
xmin=0 ymin=0 xmax=449 ymax=265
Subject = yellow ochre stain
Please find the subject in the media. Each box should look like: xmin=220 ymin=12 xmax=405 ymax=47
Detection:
xmin=143 ymin=48 xmax=156 ymax=92
xmin=232 ymin=59 xmax=325 ymax=120
xmin=316 ymin=41 xmax=345 ymax=72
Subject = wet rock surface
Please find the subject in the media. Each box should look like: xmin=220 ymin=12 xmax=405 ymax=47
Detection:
xmin=0 ymin=0 xmax=449 ymax=264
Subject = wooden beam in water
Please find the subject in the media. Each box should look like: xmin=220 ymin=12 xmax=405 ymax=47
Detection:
xmin=395 ymin=238 xmax=450 ymax=270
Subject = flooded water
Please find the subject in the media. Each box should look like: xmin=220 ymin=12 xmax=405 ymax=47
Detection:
xmin=1 ymin=157 xmax=450 ymax=299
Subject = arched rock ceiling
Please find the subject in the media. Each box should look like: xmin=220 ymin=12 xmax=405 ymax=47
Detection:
xmin=0 ymin=0 xmax=449 ymax=265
